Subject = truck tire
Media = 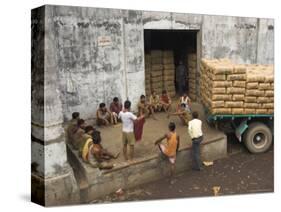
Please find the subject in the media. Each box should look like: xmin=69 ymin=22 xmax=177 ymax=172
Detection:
xmin=244 ymin=122 xmax=272 ymax=153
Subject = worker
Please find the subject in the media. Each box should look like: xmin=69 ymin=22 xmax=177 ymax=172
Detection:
xmin=119 ymin=100 xmax=144 ymax=161
xmin=178 ymin=93 xmax=191 ymax=112
xmin=66 ymin=112 xmax=80 ymax=144
xmin=72 ymin=119 xmax=86 ymax=150
xmin=110 ymin=97 xmax=123 ymax=124
xmin=149 ymin=90 xmax=161 ymax=112
xmin=154 ymin=122 xmax=180 ymax=184
xmin=137 ymin=95 xmax=156 ymax=119
xmin=168 ymin=103 xmax=191 ymax=126
xmin=188 ymin=111 xmax=203 ymax=171
xmin=96 ymin=103 xmax=113 ymax=126
xmin=160 ymin=90 xmax=172 ymax=113
xmin=176 ymin=60 xmax=187 ymax=96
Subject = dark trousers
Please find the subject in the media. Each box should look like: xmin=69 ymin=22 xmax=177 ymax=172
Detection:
xmin=192 ymin=136 xmax=203 ymax=170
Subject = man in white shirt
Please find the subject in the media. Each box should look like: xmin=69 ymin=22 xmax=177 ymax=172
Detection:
xmin=118 ymin=100 xmax=144 ymax=161
xmin=188 ymin=111 xmax=203 ymax=171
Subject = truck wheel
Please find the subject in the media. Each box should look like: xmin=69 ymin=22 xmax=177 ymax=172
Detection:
xmin=244 ymin=122 xmax=272 ymax=153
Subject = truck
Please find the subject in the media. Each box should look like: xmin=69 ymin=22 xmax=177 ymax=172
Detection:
xmin=205 ymin=110 xmax=274 ymax=153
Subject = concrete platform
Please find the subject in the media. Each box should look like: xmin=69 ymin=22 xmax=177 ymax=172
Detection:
xmin=66 ymin=102 xmax=227 ymax=202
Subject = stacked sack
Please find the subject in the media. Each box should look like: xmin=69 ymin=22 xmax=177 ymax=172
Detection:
xmin=245 ymin=65 xmax=274 ymax=114
xmin=163 ymin=50 xmax=176 ymax=97
xmin=150 ymin=50 xmax=163 ymax=95
xmin=187 ymin=53 xmax=197 ymax=101
xmin=200 ymin=58 xmax=274 ymax=115
xmin=145 ymin=53 xmax=152 ymax=96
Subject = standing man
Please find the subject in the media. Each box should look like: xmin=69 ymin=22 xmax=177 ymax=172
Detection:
xmin=176 ymin=61 xmax=187 ymax=96
xmin=119 ymin=100 xmax=144 ymax=161
xmin=188 ymin=111 xmax=203 ymax=171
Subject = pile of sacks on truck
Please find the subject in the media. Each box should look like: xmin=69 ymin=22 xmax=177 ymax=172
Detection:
xmin=200 ymin=58 xmax=274 ymax=115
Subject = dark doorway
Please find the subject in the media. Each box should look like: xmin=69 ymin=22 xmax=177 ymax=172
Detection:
xmin=144 ymin=29 xmax=199 ymax=100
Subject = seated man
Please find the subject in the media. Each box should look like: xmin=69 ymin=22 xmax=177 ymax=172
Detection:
xmin=96 ymin=103 xmax=113 ymax=126
xmin=160 ymin=90 xmax=172 ymax=112
xmin=177 ymin=93 xmax=191 ymax=112
xmin=149 ymin=90 xmax=161 ymax=112
xmin=110 ymin=97 xmax=123 ymax=124
xmin=82 ymin=130 xmax=118 ymax=169
xmin=72 ymin=119 xmax=86 ymax=150
xmin=168 ymin=103 xmax=191 ymax=126
xmin=137 ymin=94 xmax=156 ymax=119
xmin=78 ymin=125 xmax=95 ymax=157
xmin=66 ymin=112 xmax=80 ymax=144
xmin=154 ymin=122 xmax=180 ymax=184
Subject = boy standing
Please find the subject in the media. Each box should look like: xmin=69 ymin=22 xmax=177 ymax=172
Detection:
xmin=119 ymin=100 xmax=144 ymax=161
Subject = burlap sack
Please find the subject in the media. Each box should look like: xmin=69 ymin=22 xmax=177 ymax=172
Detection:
xmin=151 ymin=76 xmax=163 ymax=82
xmin=257 ymin=97 xmax=270 ymax=103
xmin=163 ymin=75 xmax=175 ymax=81
xmin=163 ymin=70 xmax=174 ymax=76
xmin=211 ymin=65 xmax=233 ymax=75
xmin=232 ymin=108 xmax=244 ymax=114
xmin=212 ymin=88 xmax=226 ymax=94
xmin=233 ymin=65 xmax=246 ymax=74
xmin=262 ymin=103 xmax=274 ymax=109
xmin=210 ymin=101 xmax=225 ymax=108
xmin=151 ymin=71 xmax=163 ymax=78
xmin=211 ymin=94 xmax=232 ymax=101
xmin=163 ymin=64 xmax=175 ymax=69
xmin=151 ymin=57 xmax=162 ymax=64
xmin=163 ymin=57 xmax=174 ymax=64
xmin=227 ymin=74 xmax=246 ymax=81
xmin=163 ymin=81 xmax=174 ymax=87
xmin=227 ymin=87 xmax=245 ymax=94
xmin=258 ymin=83 xmax=271 ymax=90
xmin=244 ymin=108 xmax=256 ymax=114
xmin=151 ymin=81 xmax=163 ymax=89
xmin=246 ymin=82 xmax=259 ymax=89
xmin=225 ymin=101 xmax=244 ymax=108
xmin=246 ymin=90 xmax=264 ymax=97
xmin=265 ymin=90 xmax=274 ymax=97
xmin=212 ymin=108 xmax=232 ymax=114
xmin=267 ymin=109 xmax=274 ymax=114
xmin=264 ymin=75 xmax=274 ymax=83
xmin=232 ymin=94 xmax=245 ymax=101
xmin=256 ymin=109 xmax=267 ymax=114
xmin=245 ymin=96 xmax=257 ymax=103
xmin=246 ymin=75 xmax=265 ymax=82
xmin=233 ymin=81 xmax=246 ymax=88
xmin=244 ymin=103 xmax=260 ymax=109
xmin=151 ymin=64 xmax=163 ymax=71
xmin=210 ymin=74 xmax=226 ymax=81
xmin=212 ymin=81 xmax=232 ymax=88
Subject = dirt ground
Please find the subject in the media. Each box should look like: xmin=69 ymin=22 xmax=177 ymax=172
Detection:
xmin=86 ymin=102 xmax=224 ymax=164
xmin=91 ymin=139 xmax=274 ymax=203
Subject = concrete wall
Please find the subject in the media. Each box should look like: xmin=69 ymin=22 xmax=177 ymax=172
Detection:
xmin=31 ymin=6 xmax=80 ymax=206
xmin=42 ymin=5 xmax=273 ymax=121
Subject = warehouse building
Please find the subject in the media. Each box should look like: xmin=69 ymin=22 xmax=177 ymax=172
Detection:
xmin=31 ymin=5 xmax=274 ymax=205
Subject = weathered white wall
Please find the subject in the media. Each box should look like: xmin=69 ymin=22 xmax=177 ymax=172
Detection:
xmin=44 ymin=5 xmax=274 ymax=121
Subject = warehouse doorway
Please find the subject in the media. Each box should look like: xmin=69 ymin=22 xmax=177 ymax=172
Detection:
xmin=143 ymin=29 xmax=199 ymax=100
